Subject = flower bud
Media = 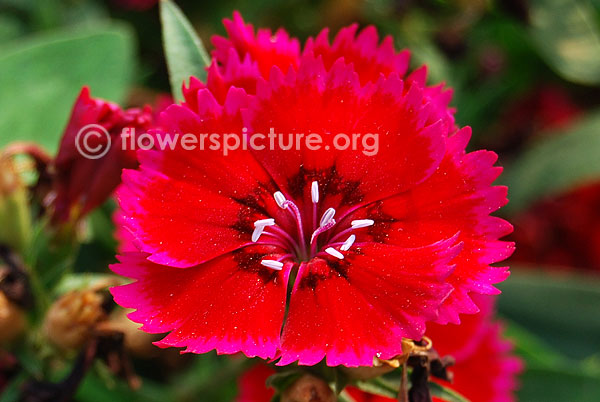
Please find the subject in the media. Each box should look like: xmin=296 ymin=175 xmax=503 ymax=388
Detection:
xmin=281 ymin=374 xmax=335 ymax=402
xmin=43 ymin=289 xmax=108 ymax=350
xmin=51 ymin=87 xmax=156 ymax=224
xmin=0 ymin=291 xmax=26 ymax=344
xmin=0 ymin=154 xmax=32 ymax=254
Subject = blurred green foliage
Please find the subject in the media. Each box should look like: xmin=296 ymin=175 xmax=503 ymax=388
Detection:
xmin=0 ymin=25 xmax=135 ymax=152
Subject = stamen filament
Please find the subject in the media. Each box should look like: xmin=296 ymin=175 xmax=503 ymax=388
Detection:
xmin=277 ymin=254 xmax=294 ymax=262
xmin=310 ymin=218 xmax=337 ymax=255
xmin=328 ymin=226 xmax=355 ymax=244
xmin=282 ymin=200 xmax=306 ymax=256
xmin=263 ymin=230 xmax=301 ymax=256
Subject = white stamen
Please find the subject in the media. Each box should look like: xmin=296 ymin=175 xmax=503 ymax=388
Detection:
xmin=251 ymin=226 xmax=264 ymax=242
xmin=351 ymin=219 xmax=375 ymax=229
xmin=325 ymin=247 xmax=344 ymax=260
xmin=320 ymin=207 xmax=336 ymax=227
xmin=254 ymin=218 xmax=275 ymax=228
xmin=274 ymin=191 xmax=287 ymax=208
xmin=340 ymin=234 xmax=356 ymax=251
xmin=261 ymin=259 xmax=284 ymax=270
xmin=311 ymin=181 xmax=319 ymax=203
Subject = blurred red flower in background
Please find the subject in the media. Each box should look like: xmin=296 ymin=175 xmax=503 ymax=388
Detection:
xmin=511 ymin=181 xmax=600 ymax=271
xmin=504 ymin=86 xmax=600 ymax=271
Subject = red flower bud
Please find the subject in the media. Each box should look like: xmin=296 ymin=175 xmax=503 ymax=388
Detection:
xmin=51 ymin=87 xmax=155 ymax=223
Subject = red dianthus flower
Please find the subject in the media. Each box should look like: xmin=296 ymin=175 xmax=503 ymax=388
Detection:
xmin=111 ymin=13 xmax=513 ymax=366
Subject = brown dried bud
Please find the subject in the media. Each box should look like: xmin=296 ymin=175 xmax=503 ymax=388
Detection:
xmin=0 ymin=291 xmax=26 ymax=344
xmin=96 ymin=308 xmax=161 ymax=357
xmin=281 ymin=374 xmax=335 ymax=402
xmin=43 ymin=290 xmax=108 ymax=350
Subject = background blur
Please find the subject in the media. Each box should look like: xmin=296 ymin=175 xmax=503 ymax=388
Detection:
xmin=1 ymin=0 xmax=600 ymax=401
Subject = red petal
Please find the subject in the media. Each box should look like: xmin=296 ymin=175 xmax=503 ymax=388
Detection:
xmin=211 ymin=12 xmax=300 ymax=79
xmin=118 ymin=96 xmax=285 ymax=268
xmin=246 ymin=56 xmax=446 ymax=215
xmin=110 ymin=247 xmax=291 ymax=359
xmin=306 ymin=26 xmax=455 ymax=131
xmin=426 ymin=294 xmax=495 ymax=362
xmin=279 ymin=238 xmax=460 ymax=366
xmin=432 ymin=323 xmax=523 ymax=402
xmin=339 ymin=128 xmax=513 ymax=323
xmin=236 ymin=364 xmax=276 ymax=402
xmin=306 ymin=24 xmax=410 ymax=85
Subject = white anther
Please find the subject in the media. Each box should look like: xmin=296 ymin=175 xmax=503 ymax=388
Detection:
xmin=311 ymin=181 xmax=319 ymax=203
xmin=274 ymin=191 xmax=287 ymax=208
xmin=320 ymin=207 xmax=336 ymax=227
xmin=251 ymin=226 xmax=264 ymax=242
xmin=261 ymin=259 xmax=284 ymax=270
xmin=340 ymin=234 xmax=356 ymax=251
xmin=254 ymin=218 xmax=275 ymax=228
xmin=351 ymin=219 xmax=375 ymax=229
xmin=325 ymin=247 xmax=344 ymax=260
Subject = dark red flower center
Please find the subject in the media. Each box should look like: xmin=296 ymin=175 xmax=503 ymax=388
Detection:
xmin=251 ymin=180 xmax=374 ymax=269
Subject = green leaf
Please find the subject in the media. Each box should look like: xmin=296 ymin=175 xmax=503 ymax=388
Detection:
xmin=353 ymin=377 xmax=398 ymax=398
xmin=76 ymin=369 xmax=172 ymax=402
xmin=160 ymin=0 xmax=210 ymax=101
xmin=502 ymin=320 xmax=600 ymax=401
xmin=498 ymin=269 xmax=600 ymax=359
xmin=517 ymin=366 xmax=600 ymax=402
xmin=0 ymin=14 xmax=25 ymax=42
xmin=502 ymin=111 xmax=600 ymax=214
xmin=337 ymin=390 xmax=356 ymax=402
xmin=331 ymin=368 xmax=350 ymax=395
xmin=172 ymin=354 xmax=249 ymax=402
xmin=0 ymin=25 xmax=135 ymax=153
xmin=529 ymin=0 xmax=600 ymax=85
xmin=503 ymin=321 xmax=568 ymax=369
